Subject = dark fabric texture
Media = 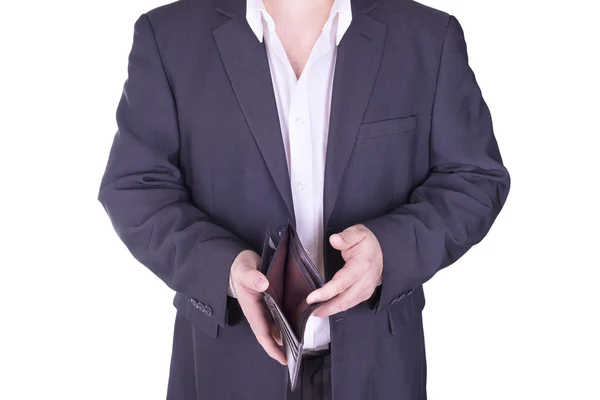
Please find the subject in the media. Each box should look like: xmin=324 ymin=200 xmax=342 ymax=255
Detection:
xmin=286 ymin=349 xmax=333 ymax=400
xmin=97 ymin=0 xmax=511 ymax=398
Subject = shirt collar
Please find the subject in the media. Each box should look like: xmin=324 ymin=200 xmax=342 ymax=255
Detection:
xmin=246 ymin=0 xmax=352 ymax=46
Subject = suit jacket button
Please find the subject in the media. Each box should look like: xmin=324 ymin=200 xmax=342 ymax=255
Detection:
xmin=190 ymin=298 xmax=199 ymax=308
xmin=278 ymin=225 xmax=287 ymax=238
xmin=197 ymin=301 xmax=206 ymax=312
xmin=204 ymin=305 xmax=213 ymax=316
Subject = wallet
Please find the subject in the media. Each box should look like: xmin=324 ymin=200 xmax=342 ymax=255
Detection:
xmin=259 ymin=220 xmax=326 ymax=391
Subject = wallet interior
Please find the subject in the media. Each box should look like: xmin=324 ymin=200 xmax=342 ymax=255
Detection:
xmin=262 ymin=224 xmax=323 ymax=339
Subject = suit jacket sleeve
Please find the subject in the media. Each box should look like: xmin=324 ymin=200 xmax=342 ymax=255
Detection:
xmin=361 ymin=15 xmax=511 ymax=314
xmin=97 ymin=14 xmax=250 ymax=327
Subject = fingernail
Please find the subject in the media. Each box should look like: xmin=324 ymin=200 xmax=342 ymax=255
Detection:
xmin=336 ymin=233 xmax=347 ymax=240
xmin=306 ymin=294 xmax=317 ymax=304
xmin=256 ymin=278 xmax=268 ymax=291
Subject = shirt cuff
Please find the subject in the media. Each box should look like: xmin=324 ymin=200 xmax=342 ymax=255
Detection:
xmin=227 ymin=273 xmax=237 ymax=298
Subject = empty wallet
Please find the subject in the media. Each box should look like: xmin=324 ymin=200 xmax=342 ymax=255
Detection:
xmin=259 ymin=220 xmax=326 ymax=391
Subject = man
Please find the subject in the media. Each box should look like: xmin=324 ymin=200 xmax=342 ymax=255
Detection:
xmin=97 ymin=0 xmax=510 ymax=398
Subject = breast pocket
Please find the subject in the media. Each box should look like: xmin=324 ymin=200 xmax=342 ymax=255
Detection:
xmin=357 ymin=114 xmax=418 ymax=140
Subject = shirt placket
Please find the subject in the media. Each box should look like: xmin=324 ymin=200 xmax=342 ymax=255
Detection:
xmin=289 ymin=74 xmax=315 ymax=259
xmin=260 ymin=7 xmax=339 ymax=350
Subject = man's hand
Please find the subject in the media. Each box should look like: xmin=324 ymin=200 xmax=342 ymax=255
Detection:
xmin=306 ymin=224 xmax=383 ymax=317
xmin=230 ymin=249 xmax=287 ymax=365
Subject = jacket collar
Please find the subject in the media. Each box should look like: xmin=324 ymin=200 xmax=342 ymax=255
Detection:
xmin=245 ymin=0 xmax=353 ymax=45
xmin=217 ymin=0 xmax=378 ymax=18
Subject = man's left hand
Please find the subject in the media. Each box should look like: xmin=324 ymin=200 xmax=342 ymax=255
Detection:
xmin=306 ymin=224 xmax=383 ymax=317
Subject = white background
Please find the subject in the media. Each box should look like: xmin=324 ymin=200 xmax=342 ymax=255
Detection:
xmin=1 ymin=0 xmax=599 ymax=399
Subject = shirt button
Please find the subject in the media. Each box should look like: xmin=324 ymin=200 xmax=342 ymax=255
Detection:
xmin=296 ymin=181 xmax=305 ymax=190
xmin=295 ymin=116 xmax=304 ymax=125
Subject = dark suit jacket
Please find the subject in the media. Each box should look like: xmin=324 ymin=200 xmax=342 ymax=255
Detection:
xmin=97 ymin=0 xmax=510 ymax=398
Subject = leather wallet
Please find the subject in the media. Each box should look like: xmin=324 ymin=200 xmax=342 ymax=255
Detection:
xmin=259 ymin=220 xmax=326 ymax=391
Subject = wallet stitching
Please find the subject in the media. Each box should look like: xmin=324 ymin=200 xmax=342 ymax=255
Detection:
xmin=288 ymin=227 xmax=325 ymax=287
xmin=297 ymin=302 xmax=322 ymax=340
xmin=289 ymin=240 xmax=318 ymax=291
xmin=264 ymin=293 xmax=299 ymax=357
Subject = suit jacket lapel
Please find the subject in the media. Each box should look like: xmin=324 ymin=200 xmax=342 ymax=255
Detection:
xmin=213 ymin=6 xmax=296 ymax=221
xmin=323 ymin=7 xmax=387 ymax=228
xmin=212 ymin=0 xmax=386 ymax=229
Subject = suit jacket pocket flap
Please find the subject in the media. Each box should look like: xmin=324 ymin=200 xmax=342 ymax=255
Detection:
xmin=357 ymin=114 xmax=418 ymax=140
xmin=387 ymin=285 xmax=426 ymax=335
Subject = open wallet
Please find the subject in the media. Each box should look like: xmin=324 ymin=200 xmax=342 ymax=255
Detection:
xmin=258 ymin=220 xmax=326 ymax=391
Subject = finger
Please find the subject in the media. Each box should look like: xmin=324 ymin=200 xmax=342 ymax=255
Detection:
xmin=270 ymin=321 xmax=283 ymax=347
xmin=237 ymin=267 xmax=269 ymax=293
xmin=329 ymin=225 xmax=366 ymax=252
xmin=312 ymin=282 xmax=367 ymax=318
xmin=246 ymin=307 xmax=287 ymax=364
xmin=256 ymin=331 xmax=287 ymax=365
xmin=240 ymin=295 xmax=287 ymax=365
xmin=306 ymin=261 xmax=361 ymax=304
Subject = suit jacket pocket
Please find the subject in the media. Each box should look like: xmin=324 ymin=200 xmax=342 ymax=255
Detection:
xmin=357 ymin=114 xmax=418 ymax=140
xmin=387 ymin=285 xmax=426 ymax=335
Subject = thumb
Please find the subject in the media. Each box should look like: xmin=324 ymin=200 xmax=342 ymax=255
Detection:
xmin=330 ymin=227 xmax=362 ymax=251
xmin=240 ymin=268 xmax=269 ymax=292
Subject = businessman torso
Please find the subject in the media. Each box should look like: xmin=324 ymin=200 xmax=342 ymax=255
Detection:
xmin=99 ymin=0 xmax=510 ymax=398
xmin=165 ymin=0 xmax=429 ymax=393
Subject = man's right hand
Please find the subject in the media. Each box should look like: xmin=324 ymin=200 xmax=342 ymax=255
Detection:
xmin=229 ymin=249 xmax=287 ymax=365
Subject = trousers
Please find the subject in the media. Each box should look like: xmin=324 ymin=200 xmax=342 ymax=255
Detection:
xmin=286 ymin=346 xmax=332 ymax=400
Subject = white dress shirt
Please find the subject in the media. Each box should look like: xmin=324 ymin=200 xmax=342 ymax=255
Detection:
xmin=227 ymin=0 xmax=352 ymax=350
